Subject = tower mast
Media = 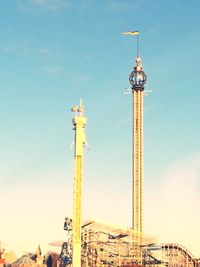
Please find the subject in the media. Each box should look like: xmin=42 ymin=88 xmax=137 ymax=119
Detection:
xmin=71 ymin=99 xmax=87 ymax=267
xmin=127 ymin=32 xmax=147 ymax=233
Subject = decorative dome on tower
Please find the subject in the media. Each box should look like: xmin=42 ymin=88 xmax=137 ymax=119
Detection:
xmin=129 ymin=56 xmax=147 ymax=90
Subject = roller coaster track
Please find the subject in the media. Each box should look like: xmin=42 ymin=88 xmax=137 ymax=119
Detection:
xmin=161 ymin=243 xmax=196 ymax=265
xmin=146 ymin=243 xmax=198 ymax=266
xmin=161 ymin=243 xmax=195 ymax=261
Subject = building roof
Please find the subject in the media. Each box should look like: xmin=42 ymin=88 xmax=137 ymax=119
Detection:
xmin=13 ymin=255 xmax=35 ymax=266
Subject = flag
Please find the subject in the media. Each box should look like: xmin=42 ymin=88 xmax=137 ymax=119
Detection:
xmin=122 ymin=31 xmax=140 ymax=35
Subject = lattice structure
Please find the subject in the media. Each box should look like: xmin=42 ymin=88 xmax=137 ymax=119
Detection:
xmin=129 ymin=55 xmax=147 ymax=234
xmin=132 ymin=88 xmax=144 ymax=233
xmin=142 ymin=243 xmax=198 ymax=267
xmin=80 ymin=221 xmax=156 ymax=267
xmin=71 ymin=99 xmax=87 ymax=267
xmin=60 ymin=221 xmax=199 ymax=267
xmin=160 ymin=243 xmax=197 ymax=267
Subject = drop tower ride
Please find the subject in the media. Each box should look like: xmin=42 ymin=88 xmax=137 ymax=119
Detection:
xmin=126 ymin=32 xmax=147 ymax=233
xmin=71 ymin=99 xmax=87 ymax=267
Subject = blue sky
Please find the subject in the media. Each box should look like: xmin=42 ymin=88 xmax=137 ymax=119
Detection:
xmin=0 ymin=0 xmax=200 ymax=257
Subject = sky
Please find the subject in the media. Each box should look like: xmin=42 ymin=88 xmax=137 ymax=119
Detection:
xmin=0 ymin=0 xmax=200 ymax=258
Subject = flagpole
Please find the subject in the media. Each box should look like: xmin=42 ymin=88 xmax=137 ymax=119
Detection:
xmin=121 ymin=30 xmax=140 ymax=57
xmin=137 ymin=34 xmax=139 ymax=58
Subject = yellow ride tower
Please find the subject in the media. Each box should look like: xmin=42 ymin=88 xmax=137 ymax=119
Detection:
xmin=129 ymin=53 xmax=147 ymax=233
xmin=71 ymin=99 xmax=87 ymax=267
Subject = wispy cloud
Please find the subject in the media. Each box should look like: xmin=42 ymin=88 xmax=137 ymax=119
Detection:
xmin=76 ymin=75 xmax=90 ymax=81
xmin=17 ymin=0 xmax=70 ymax=12
xmin=38 ymin=48 xmax=51 ymax=55
xmin=0 ymin=39 xmax=59 ymax=61
xmin=37 ymin=47 xmax=60 ymax=61
xmin=0 ymin=37 xmax=61 ymax=66
xmin=44 ymin=66 xmax=62 ymax=75
xmin=0 ymin=39 xmax=33 ymax=56
xmin=106 ymin=0 xmax=141 ymax=12
xmin=31 ymin=0 xmax=69 ymax=10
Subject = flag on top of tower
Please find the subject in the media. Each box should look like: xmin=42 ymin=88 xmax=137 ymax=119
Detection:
xmin=122 ymin=31 xmax=140 ymax=35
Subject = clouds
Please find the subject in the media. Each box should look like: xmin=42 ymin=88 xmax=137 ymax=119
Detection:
xmin=17 ymin=0 xmax=70 ymax=12
xmin=106 ymin=0 xmax=141 ymax=12
xmin=0 ymin=37 xmax=90 ymax=79
xmin=17 ymin=0 xmax=141 ymax=13
xmin=31 ymin=0 xmax=69 ymax=10
xmin=0 ymin=35 xmax=64 ymax=76
xmin=44 ymin=66 xmax=62 ymax=75
xmin=0 ymin=38 xmax=33 ymax=56
xmin=145 ymin=153 xmax=200 ymax=257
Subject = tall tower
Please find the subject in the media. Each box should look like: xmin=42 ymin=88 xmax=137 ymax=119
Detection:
xmin=71 ymin=99 xmax=87 ymax=267
xmin=129 ymin=39 xmax=147 ymax=233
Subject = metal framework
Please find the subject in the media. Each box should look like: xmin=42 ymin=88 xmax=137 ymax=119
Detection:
xmin=59 ymin=222 xmax=199 ymax=267
xmin=71 ymin=99 xmax=87 ymax=267
xmin=80 ymin=222 xmax=199 ymax=267
xmin=133 ymin=89 xmax=143 ymax=233
xmin=143 ymin=243 xmax=198 ymax=267
xmin=81 ymin=220 xmax=155 ymax=267
xmin=129 ymin=56 xmax=147 ymax=233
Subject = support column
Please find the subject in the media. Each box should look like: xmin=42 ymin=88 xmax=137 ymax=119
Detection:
xmin=133 ymin=90 xmax=143 ymax=233
xmin=71 ymin=100 xmax=87 ymax=267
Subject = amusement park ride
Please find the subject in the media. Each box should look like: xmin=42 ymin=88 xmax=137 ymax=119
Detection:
xmin=58 ymin=32 xmax=199 ymax=267
xmin=123 ymin=30 xmax=147 ymax=233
